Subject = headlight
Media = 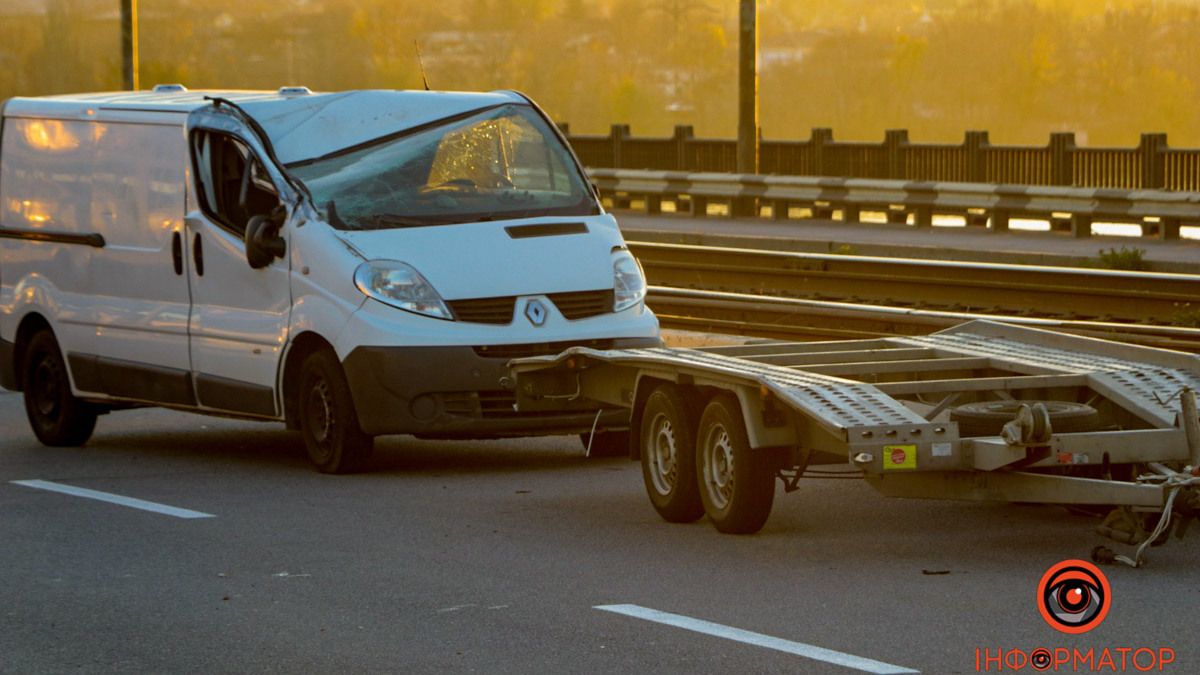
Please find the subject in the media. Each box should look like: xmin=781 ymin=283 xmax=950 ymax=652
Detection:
xmin=354 ymin=260 xmax=453 ymax=320
xmin=612 ymin=249 xmax=647 ymax=312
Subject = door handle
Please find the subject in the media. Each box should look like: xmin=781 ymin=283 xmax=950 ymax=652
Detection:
xmin=171 ymin=232 xmax=183 ymax=275
xmin=193 ymin=232 xmax=204 ymax=277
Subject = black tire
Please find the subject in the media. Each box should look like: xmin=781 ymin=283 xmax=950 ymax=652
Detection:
xmin=950 ymin=400 xmax=1101 ymax=437
xmin=639 ymin=385 xmax=704 ymax=523
xmin=696 ymin=394 xmax=774 ymax=534
xmin=22 ymin=330 xmax=97 ymax=446
xmin=297 ymin=350 xmax=373 ymax=474
xmin=579 ymin=430 xmax=630 ymax=458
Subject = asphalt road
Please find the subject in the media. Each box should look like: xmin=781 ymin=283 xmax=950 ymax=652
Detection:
xmin=2 ymin=390 xmax=1197 ymax=674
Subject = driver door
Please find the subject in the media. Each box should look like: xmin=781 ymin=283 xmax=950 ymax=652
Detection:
xmin=185 ymin=129 xmax=292 ymax=417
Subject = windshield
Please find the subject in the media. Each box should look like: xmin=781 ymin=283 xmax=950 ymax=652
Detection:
xmin=288 ymin=104 xmax=599 ymax=229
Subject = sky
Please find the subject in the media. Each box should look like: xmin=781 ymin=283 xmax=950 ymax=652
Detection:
xmin=4 ymin=0 xmax=1200 ymax=147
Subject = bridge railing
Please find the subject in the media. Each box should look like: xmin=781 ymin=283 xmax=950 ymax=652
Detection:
xmin=561 ymin=124 xmax=1199 ymax=192
xmin=588 ymin=168 xmax=1200 ymax=241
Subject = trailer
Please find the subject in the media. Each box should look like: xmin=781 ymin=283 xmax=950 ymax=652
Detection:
xmin=510 ymin=321 xmax=1200 ymax=567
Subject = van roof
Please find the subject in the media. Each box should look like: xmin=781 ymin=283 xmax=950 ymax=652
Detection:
xmin=3 ymin=88 xmax=530 ymax=164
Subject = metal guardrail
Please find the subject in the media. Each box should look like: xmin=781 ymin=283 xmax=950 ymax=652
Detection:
xmin=629 ymin=241 xmax=1200 ymax=326
xmin=565 ymin=125 xmax=1200 ymax=191
xmin=648 ymin=287 xmax=1200 ymax=353
xmin=597 ymin=169 xmax=1200 ymax=240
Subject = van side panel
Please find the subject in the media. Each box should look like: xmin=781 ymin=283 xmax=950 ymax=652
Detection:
xmin=0 ymin=111 xmax=193 ymax=403
xmin=0 ymin=116 xmax=100 ymax=382
xmin=85 ymin=116 xmax=192 ymax=380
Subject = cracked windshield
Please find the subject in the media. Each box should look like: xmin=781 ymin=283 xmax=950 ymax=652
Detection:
xmin=289 ymin=104 xmax=597 ymax=229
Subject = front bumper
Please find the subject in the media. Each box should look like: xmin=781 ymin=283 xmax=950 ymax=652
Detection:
xmin=342 ymin=337 xmax=662 ymax=436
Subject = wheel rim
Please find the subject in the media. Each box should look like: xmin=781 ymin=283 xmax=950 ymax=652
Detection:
xmin=647 ymin=412 xmax=678 ymax=496
xmin=701 ymin=424 xmax=735 ymax=510
xmin=305 ymin=376 xmax=336 ymax=461
xmin=31 ymin=354 xmax=65 ymax=421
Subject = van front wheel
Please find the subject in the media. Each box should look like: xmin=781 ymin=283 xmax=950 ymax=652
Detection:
xmin=22 ymin=330 xmax=97 ymax=447
xmin=297 ymin=351 xmax=373 ymax=474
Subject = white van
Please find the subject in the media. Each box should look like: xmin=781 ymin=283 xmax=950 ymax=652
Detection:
xmin=0 ymin=87 xmax=660 ymax=472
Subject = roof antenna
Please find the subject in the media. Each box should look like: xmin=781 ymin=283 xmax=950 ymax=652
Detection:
xmin=414 ymin=41 xmax=431 ymax=91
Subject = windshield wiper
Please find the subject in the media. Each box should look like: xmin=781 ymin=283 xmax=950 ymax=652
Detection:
xmin=351 ymin=213 xmax=448 ymax=230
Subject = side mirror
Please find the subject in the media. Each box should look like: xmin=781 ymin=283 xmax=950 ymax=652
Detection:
xmin=245 ymin=211 xmax=286 ymax=269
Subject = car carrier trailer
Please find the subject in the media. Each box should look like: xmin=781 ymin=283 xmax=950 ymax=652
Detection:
xmin=510 ymin=321 xmax=1200 ymax=567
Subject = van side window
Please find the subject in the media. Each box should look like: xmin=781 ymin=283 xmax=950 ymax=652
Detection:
xmin=192 ymin=132 xmax=280 ymax=236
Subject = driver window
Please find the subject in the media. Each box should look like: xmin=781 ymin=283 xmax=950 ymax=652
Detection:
xmin=192 ymin=131 xmax=280 ymax=236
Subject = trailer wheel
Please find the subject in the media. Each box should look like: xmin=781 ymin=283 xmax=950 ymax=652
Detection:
xmin=696 ymin=394 xmax=774 ymax=534
xmin=639 ymin=385 xmax=703 ymax=523
xmin=297 ymin=350 xmax=374 ymax=474
xmin=22 ymin=330 xmax=97 ymax=447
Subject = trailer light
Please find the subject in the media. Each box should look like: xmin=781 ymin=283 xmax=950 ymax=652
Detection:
xmin=885 ymin=429 xmax=898 ymax=437
xmin=853 ymin=452 xmax=874 ymax=465
xmin=861 ymin=431 xmax=874 ymax=438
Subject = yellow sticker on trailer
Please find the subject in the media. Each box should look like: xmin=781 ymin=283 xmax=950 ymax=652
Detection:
xmin=883 ymin=444 xmax=917 ymax=470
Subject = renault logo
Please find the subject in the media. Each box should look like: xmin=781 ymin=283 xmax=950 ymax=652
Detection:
xmin=525 ymin=299 xmax=548 ymax=326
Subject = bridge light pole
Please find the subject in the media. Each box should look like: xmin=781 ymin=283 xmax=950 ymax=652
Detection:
xmin=735 ymin=0 xmax=759 ymax=216
xmin=737 ymin=0 xmax=758 ymax=176
xmin=121 ymin=0 xmax=139 ymax=90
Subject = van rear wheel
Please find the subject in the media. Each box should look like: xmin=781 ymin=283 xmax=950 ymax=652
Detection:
xmin=297 ymin=350 xmax=373 ymax=474
xmin=22 ymin=330 xmax=97 ymax=447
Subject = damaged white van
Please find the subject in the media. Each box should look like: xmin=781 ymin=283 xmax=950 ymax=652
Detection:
xmin=0 ymin=87 xmax=659 ymax=472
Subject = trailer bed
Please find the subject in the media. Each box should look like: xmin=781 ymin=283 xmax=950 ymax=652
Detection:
xmin=510 ymin=321 xmax=1200 ymax=562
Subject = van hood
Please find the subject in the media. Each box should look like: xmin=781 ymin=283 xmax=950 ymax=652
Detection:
xmin=334 ymin=214 xmax=625 ymax=300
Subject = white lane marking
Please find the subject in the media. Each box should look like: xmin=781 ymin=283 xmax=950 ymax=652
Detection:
xmin=11 ymin=480 xmax=215 ymax=519
xmin=595 ymin=604 xmax=919 ymax=675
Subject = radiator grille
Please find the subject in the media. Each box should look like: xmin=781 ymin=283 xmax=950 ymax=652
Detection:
xmin=447 ymin=296 xmax=516 ymax=324
xmin=448 ymin=289 xmax=613 ymax=325
xmin=549 ymin=289 xmax=614 ymax=320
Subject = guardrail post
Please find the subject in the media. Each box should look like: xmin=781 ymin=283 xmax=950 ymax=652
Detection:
xmin=1050 ymin=132 xmax=1075 ymax=186
xmin=1139 ymin=133 xmax=1168 ymax=189
xmin=885 ymin=131 xmax=908 ymax=223
xmin=1070 ymin=214 xmax=1093 ymax=238
xmin=733 ymin=127 xmax=763 ymax=218
xmin=811 ymin=128 xmax=833 ymax=177
xmin=991 ymin=210 xmax=1010 ymax=233
xmin=611 ymin=124 xmax=631 ymax=169
xmin=885 ymin=129 xmax=908 ymax=180
xmin=808 ymin=128 xmax=835 ymax=219
xmin=674 ymin=125 xmax=694 ymax=172
xmin=965 ymin=131 xmax=989 ymax=185
xmin=1159 ymin=218 xmax=1182 ymax=241
xmin=611 ymin=125 xmax=632 ymax=208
